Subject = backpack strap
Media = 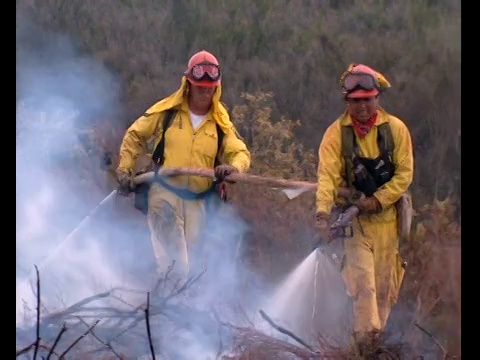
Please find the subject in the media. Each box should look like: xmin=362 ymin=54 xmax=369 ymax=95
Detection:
xmin=152 ymin=109 xmax=225 ymax=167
xmin=377 ymin=122 xmax=394 ymax=160
xmin=150 ymin=109 xmax=226 ymax=200
xmin=341 ymin=125 xmax=355 ymax=188
xmin=214 ymin=123 xmax=224 ymax=167
xmin=152 ymin=108 xmax=177 ymax=166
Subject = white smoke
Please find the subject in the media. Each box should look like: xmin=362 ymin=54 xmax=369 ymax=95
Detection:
xmin=16 ymin=16 xmax=130 ymax=329
xmin=15 ymin=16 xmax=264 ymax=359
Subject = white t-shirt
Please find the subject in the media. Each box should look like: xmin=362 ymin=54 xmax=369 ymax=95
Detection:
xmin=189 ymin=111 xmax=205 ymax=131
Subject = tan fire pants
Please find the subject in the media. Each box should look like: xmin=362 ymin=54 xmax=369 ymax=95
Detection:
xmin=341 ymin=216 xmax=405 ymax=334
xmin=147 ymin=183 xmax=206 ymax=278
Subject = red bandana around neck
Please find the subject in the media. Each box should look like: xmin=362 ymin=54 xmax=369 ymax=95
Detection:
xmin=351 ymin=112 xmax=378 ymax=138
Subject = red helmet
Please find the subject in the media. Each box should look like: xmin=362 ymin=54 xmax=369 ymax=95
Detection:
xmin=184 ymin=50 xmax=221 ymax=87
xmin=340 ymin=63 xmax=391 ymax=98
xmin=342 ymin=64 xmax=379 ymax=98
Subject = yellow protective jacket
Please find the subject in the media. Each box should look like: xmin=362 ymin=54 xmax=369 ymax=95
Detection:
xmin=118 ymin=77 xmax=251 ymax=193
xmin=316 ymin=106 xmax=414 ymax=222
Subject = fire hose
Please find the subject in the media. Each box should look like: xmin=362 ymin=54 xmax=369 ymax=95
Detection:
xmin=132 ymin=169 xmax=353 ymax=199
xmin=312 ymin=205 xmax=361 ymax=249
xmin=17 ymin=168 xmax=355 ymax=290
xmin=310 ymin=205 xmax=360 ymax=326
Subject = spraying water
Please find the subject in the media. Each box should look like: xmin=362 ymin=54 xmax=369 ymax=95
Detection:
xmin=262 ymin=247 xmax=352 ymax=347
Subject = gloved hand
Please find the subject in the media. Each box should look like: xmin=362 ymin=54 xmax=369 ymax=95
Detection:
xmin=214 ymin=164 xmax=239 ymax=183
xmin=116 ymin=169 xmax=134 ymax=196
xmin=313 ymin=212 xmax=331 ymax=247
xmin=354 ymin=196 xmax=382 ymax=213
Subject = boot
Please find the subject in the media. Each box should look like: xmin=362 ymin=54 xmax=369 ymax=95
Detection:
xmin=354 ymin=330 xmax=381 ymax=358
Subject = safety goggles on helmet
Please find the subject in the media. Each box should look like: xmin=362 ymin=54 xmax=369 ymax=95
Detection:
xmin=185 ymin=62 xmax=221 ymax=82
xmin=342 ymin=72 xmax=380 ymax=93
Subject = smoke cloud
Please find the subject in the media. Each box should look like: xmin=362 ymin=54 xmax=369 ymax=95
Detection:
xmin=15 ymin=15 xmax=262 ymax=359
xmin=16 ymin=14 xmax=135 ymax=329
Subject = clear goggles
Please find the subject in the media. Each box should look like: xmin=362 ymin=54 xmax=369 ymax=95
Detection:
xmin=185 ymin=62 xmax=221 ymax=82
xmin=342 ymin=72 xmax=380 ymax=93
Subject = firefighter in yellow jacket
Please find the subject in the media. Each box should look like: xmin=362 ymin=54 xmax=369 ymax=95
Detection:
xmin=116 ymin=50 xmax=251 ymax=278
xmin=315 ymin=64 xmax=414 ymax=352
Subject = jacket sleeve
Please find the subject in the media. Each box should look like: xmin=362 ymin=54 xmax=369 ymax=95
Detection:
xmin=316 ymin=123 xmax=344 ymax=215
xmin=117 ymin=112 xmax=162 ymax=174
xmin=374 ymin=118 xmax=414 ymax=208
xmin=220 ymin=126 xmax=251 ymax=173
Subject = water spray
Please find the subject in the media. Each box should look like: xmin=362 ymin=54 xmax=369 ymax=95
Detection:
xmin=17 ymin=189 xmax=118 ymax=290
xmin=311 ymin=249 xmax=319 ymax=332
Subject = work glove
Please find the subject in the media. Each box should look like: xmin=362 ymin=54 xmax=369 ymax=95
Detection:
xmin=116 ymin=169 xmax=135 ymax=196
xmin=313 ymin=212 xmax=331 ymax=248
xmin=354 ymin=196 xmax=382 ymax=214
xmin=214 ymin=164 xmax=239 ymax=183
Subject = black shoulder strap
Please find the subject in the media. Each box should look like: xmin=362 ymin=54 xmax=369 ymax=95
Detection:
xmin=341 ymin=125 xmax=355 ymax=188
xmin=377 ymin=122 xmax=394 ymax=160
xmin=152 ymin=108 xmax=225 ymax=167
xmin=152 ymin=108 xmax=177 ymax=166
xmin=215 ymin=123 xmax=224 ymax=166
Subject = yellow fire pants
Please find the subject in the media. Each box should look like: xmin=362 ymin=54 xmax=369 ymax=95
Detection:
xmin=341 ymin=217 xmax=405 ymax=333
xmin=147 ymin=183 xmax=206 ymax=278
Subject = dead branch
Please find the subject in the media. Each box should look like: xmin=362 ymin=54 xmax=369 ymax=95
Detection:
xmin=145 ymin=292 xmax=156 ymax=360
xmin=43 ymin=287 xmax=144 ymax=322
xmin=16 ymin=343 xmax=60 ymax=358
xmin=160 ymin=268 xmax=206 ymax=306
xmin=109 ymin=294 xmax=138 ymax=310
xmin=415 ymin=322 xmax=447 ymax=358
xmin=209 ymin=306 xmax=226 ymax=359
xmin=235 ymin=302 xmax=255 ymax=328
xmin=107 ymin=314 xmax=150 ymax=343
xmin=46 ymin=323 xmax=67 ymax=360
xmin=43 ymin=310 xmax=138 ymax=324
xmin=33 ymin=265 xmax=41 ymax=360
xmin=16 ymin=341 xmax=35 ymax=357
xmin=151 ymin=260 xmax=176 ymax=296
xmin=108 ymin=270 xmax=206 ymax=344
xmin=58 ymin=319 xmax=100 ymax=359
xmin=43 ymin=288 xmax=118 ymax=320
xmin=225 ymin=326 xmax=317 ymax=359
xmin=76 ymin=316 xmax=122 ymax=359
xmin=259 ymin=309 xmax=317 ymax=354
xmin=17 ymin=268 xmax=208 ymax=359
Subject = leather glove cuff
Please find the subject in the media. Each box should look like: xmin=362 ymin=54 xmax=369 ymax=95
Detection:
xmin=314 ymin=211 xmax=331 ymax=248
xmin=315 ymin=211 xmax=330 ymax=223
xmin=116 ymin=168 xmax=134 ymax=194
xmin=214 ymin=164 xmax=239 ymax=182
xmin=356 ymin=196 xmax=382 ymax=213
